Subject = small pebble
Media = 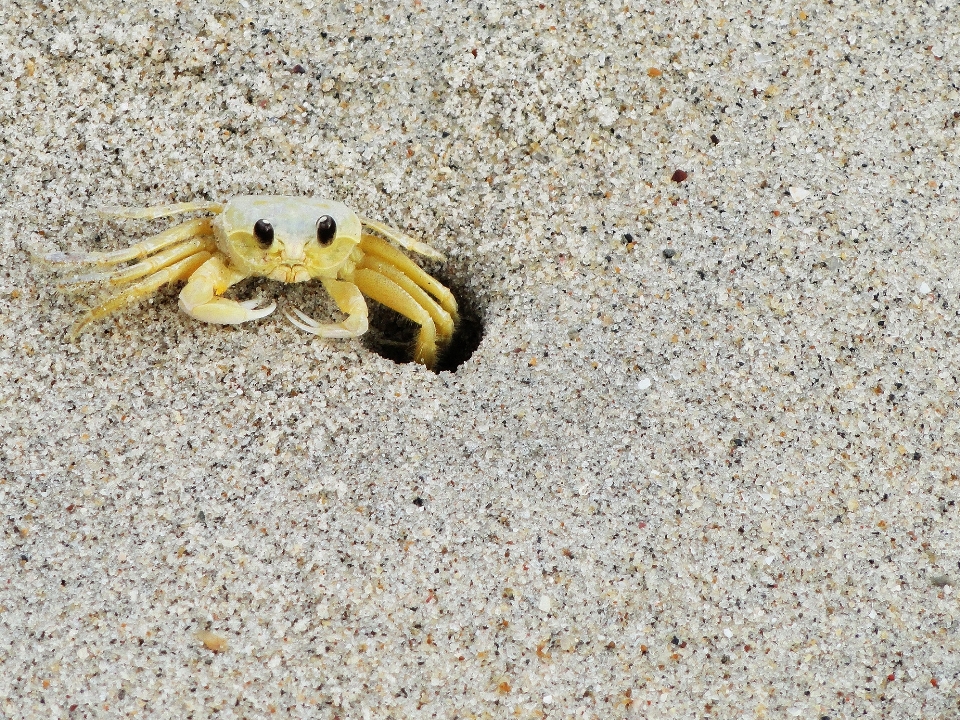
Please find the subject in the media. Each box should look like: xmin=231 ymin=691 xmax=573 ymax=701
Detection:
xmin=196 ymin=631 xmax=228 ymax=653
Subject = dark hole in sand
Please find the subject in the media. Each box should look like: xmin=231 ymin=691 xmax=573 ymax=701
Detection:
xmin=360 ymin=268 xmax=483 ymax=373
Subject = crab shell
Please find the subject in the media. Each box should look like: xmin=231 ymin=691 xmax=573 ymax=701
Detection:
xmin=39 ymin=195 xmax=459 ymax=369
xmin=216 ymin=196 xmax=363 ymax=283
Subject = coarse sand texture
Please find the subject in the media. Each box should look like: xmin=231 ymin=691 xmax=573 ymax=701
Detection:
xmin=3 ymin=1 xmax=960 ymax=718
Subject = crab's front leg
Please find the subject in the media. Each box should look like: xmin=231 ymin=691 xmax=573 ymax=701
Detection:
xmin=284 ymin=279 xmax=369 ymax=338
xmin=178 ymin=254 xmax=276 ymax=324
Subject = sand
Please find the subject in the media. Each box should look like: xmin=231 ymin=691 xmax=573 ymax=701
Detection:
xmin=2 ymin=1 xmax=959 ymax=717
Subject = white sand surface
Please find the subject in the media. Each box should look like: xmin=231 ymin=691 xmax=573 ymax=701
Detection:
xmin=3 ymin=1 xmax=960 ymax=718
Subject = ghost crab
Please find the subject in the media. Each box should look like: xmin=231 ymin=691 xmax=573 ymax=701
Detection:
xmin=40 ymin=196 xmax=459 ymax=369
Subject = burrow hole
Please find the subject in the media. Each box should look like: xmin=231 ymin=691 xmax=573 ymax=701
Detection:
xmin=361 ymin=266 xmax=484 ymax=373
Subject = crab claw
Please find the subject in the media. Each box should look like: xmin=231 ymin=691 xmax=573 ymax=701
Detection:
xmin=239 ymin=298 xmax=275 ymax=313
xmin=283 ymin=305 xmax=367 ymax=338
xmin=180 ymin=296 xmax=276 ymax=324
xmin=177 ymin=255 xmax=276 ymax=325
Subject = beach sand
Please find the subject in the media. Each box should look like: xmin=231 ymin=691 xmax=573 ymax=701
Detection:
xmin=2 ymin=1 xmax=959 ymax=717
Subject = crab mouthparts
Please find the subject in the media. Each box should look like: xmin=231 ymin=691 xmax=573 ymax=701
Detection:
xmin=270 ymin=265 xmax=311 ymax=283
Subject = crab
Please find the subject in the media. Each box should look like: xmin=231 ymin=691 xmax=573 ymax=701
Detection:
xmin=39 ymin=196 xmax=459 ymax=369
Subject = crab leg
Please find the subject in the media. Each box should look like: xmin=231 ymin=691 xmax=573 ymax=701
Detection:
xmin=58 ymin=236 xmax=218 ymax=289
xmin=284 ymin=279 xmax=369 ymax=338
xmin=43 ymin=218 xmax=214 ymax=267
xmin=97 ymin=200 xmax=224 ymax=220
xmin=358 ymin=216 xmax=446 ymax=261
xmin=357 ymin=255 xmax=454 ymax=343
xmin=359 ymin=234 xmax=458 ymax=320
xmin=178 ymin=254 xmax=276 ymax=325
xmin=353 ymin=267 xmax=439 ymax=368
xmin=69 ymin=251 xmax=213 ymax=339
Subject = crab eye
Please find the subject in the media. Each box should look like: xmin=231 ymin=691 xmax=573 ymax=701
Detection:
xmin=316 ymin=215 xmax=337 ymax=245
xmin=253 ymin=219 xmax=274 ymax=247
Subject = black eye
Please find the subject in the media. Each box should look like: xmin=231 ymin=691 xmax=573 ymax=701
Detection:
xmin=316 ymin=215 xmax=337 ymax=245
xmin=253 ymin=219 xmax=274 ymax=247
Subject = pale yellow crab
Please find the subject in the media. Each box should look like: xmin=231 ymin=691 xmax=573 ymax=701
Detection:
xmin=40 ymin=197 xmax=459 ymax=369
